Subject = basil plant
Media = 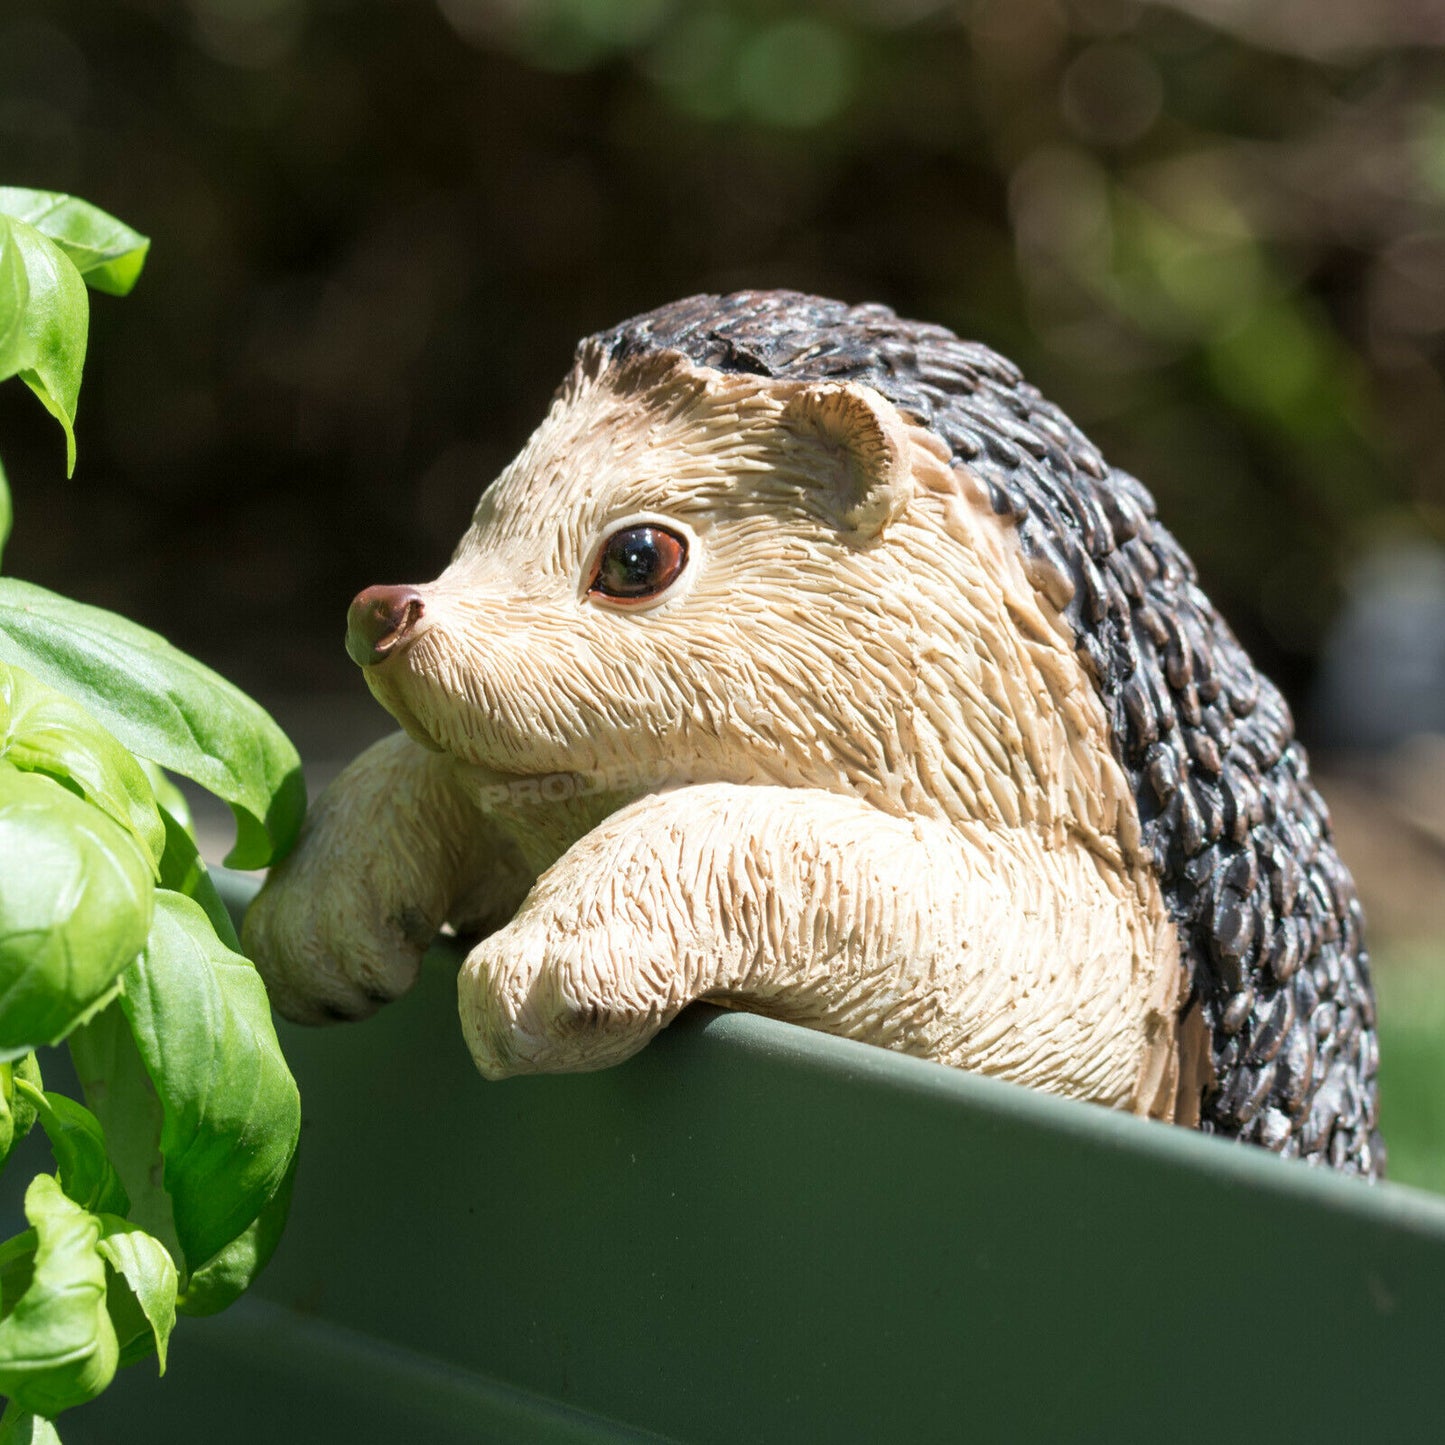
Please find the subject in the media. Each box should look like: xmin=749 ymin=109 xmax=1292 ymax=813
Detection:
xmin=0 ymin=190 xmax=304 ymax=1442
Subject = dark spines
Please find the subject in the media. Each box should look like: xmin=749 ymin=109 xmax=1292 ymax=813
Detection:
xmin=589 ymin=290 xmax=1382 ymax=1177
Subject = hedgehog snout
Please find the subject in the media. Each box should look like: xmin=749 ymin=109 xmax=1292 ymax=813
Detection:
xmin=346 ymin=584 xmax=427 ymax=666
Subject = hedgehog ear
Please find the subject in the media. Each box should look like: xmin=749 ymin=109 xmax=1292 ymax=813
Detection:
xmin=778 ymin=382 xmax=911 ymax=540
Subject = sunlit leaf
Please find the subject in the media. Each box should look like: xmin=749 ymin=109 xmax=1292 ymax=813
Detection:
xmin=0 ymin=659 xmax=165 ymax=870
xmin=121 ymin=891 xmax=300 ymax=1272
xmin=0 ymin=189 xmax=149 ymax=298
xmin=0 ymin=1175 xmax=117 ymax=1418
xmin=95 ymin=1217 xmax=177 ymax=1374
xmin=0 ymin=580 xmax=305 ymax=868
xmin=16 ymin=1083 xmax=129 ymax=1217
xmin=0 ymin=765 xmax=153 ymax=1061
xmin=0 ymin=216 xmax=87 ymax=476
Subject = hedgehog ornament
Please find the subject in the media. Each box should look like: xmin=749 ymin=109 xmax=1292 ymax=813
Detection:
xmin=244 ymin=292 xmax=1381 ymax=1176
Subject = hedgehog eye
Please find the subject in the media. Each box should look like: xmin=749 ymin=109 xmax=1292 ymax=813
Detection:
xmin=587 ymin=524 xmax=689 ymax=603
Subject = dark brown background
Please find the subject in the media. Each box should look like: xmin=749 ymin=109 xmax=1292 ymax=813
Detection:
xmin=3 ymin=0 xmax=1444 ymax=723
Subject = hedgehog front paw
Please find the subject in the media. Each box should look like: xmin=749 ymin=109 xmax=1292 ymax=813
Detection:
xmin=244 ymin=858 xmax=430 ymax=1026
xmin=457 ymin=904 xmax=679 ymax=1080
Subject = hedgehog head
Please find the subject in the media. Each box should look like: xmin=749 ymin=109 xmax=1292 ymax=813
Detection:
xmin=348 ymin=333 xmax=1137 ymax=878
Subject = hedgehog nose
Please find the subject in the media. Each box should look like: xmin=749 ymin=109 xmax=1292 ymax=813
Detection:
xmin=346 ymin=585 xmax=425 ymax=666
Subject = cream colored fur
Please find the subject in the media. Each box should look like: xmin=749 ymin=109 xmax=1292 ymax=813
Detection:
xmin=245 ymin=346 xmax=1186 ymax=1117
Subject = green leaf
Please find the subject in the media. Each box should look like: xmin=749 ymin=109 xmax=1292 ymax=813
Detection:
xmin=0 ymin=1228 xmax=38 ymax=1322
xmin=0 ymin=217 xmax=88 ymax=476
xmin=155 ymin=805 xmax=241 ymax=951
xmin=0 ymin=580 xmax=305 ymax=868
xmin=0 ymin=1175 xmax=117 ymax=1418
xmin=0 ymin=660 xmax=165 ymax=870
xmin=16 ymin=1083 xmax=129 ymax=1217
xmin=66 ymin=1004 xmax=179 ymax=1269
xmin=121 ymin=891 xmax=300 ymax=1272
xmin=0 ymin=189 xmax=149 ymax=298
xmin=0 ymin=1054 xmax=42 ymax=1167
xmin=94 ymin=1218 xmax=177 ymax=1373
xmin=178 ymin=1149 xmax=295 ymax=1317
xmin=139 ymin=759 xmax=192 ymax=839
xmin=0 ymin=453 xmax=11 ymax=571
xmin=0 ymin=765 xmax=154 ymax=1061
xmin=0 ymin=1402 xmax=62 ymax=1445
xmin=0 ymin=224 xmax=31 ymax=397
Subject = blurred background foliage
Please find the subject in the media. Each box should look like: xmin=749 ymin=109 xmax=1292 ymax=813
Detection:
xmin=5 ymin=0 xmax=1445 ymax=702
xmin=4 ymin=0 xmax=1445 ymax=1178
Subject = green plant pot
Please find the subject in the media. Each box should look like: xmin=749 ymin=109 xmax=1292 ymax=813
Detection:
xmin=17 ymin=875 xmax=1445 ymax=1443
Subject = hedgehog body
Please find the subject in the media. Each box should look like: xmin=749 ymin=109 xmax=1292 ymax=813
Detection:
xmin=245 ymin=291 xmax=1381 ymax=1176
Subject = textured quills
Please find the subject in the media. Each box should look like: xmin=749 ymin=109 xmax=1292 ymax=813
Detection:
xmin=244 ymin=290 xmax=1380 ymax=1177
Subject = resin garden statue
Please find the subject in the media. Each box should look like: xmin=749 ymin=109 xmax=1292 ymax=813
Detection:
xmin=245 ymin=292 xmax=1381 ymax=1177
